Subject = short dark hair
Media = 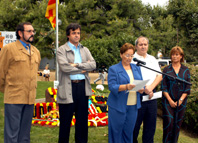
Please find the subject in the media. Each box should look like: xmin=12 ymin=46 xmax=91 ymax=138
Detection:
xmin=66 ymin=23 xmax=81 ymax=41
xmin=16 ymin=22 xmax=32 ymax=40
xmin=120 ymin=43 xmax=135 ymax=54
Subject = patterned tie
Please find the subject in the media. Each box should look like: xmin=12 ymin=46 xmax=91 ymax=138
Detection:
xmin=26 ymin=45 xmax=30 ymax=54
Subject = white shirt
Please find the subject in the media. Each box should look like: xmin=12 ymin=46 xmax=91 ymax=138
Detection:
xmin=131 ymin=52 xmax=161 ymax=86
xmin=43 ymin=69 xmax=50 ymax=74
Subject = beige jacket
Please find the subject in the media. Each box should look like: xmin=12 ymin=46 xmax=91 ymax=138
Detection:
xmin=57 ymin=42 xmax=96 ymax=104
xmin=0 ymin=40 xmax=41 ymax=104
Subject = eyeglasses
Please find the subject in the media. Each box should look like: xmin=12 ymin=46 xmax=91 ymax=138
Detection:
xmin=23 ymin=30 xmax=36 ymax=34
xmin=124 ymin=54 xmax=133 ymax=58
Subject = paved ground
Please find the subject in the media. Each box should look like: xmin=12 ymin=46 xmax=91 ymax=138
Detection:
xmin=38 ymin=71 xmax=108 ymax=85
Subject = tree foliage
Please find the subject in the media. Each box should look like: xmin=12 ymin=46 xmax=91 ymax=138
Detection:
xmin=167 ymin=0 xmax=198 ymax=61
xmin=81 ymin=33 xmax=135 ymax=68
xmin=0 ymin=0 xmax=198 ymax=65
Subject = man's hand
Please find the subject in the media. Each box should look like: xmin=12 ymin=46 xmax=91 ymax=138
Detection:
xmin=138 ymin=88 xmax=144 ymax=94
xmin=70 ymin=63 xmax=78 ymax=67
xmin=148 ymin=91 xmax=154 ymax=99
xmin=145 ymin=85 xmax=154 ymax=99
xmin=145 ymin=85 xmax=153 ymax=94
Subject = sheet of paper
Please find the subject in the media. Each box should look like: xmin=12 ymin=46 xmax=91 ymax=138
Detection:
xmin=129 ymin=79 xmax=149 ymax=91
xmin=142 ymin=91 xmax=162 ymax=102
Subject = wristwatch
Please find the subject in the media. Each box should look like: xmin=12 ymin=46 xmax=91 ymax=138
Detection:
xmin=180 ymin=98 xmax=183 ymax=101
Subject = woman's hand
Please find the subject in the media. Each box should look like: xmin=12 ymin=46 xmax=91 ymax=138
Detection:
xmin=126 ymin=84 xmax=135 ymax=90
xmin=176 ymin=100 xmax=183 ymax=107
xmin=138 ymin=88 xmax=144 ymax=94
xmin=168 ymin=99 xmax=177 ymax=108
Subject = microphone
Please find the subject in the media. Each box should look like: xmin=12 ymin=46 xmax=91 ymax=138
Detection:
xmin=133 ymin=58 xmax=146 ymax=65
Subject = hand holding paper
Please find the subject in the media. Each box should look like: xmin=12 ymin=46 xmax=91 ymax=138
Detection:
xmin=142 ymin=91 xmax=162 ymax=102
xmin=127 ymin=80 xmax=149 ymax=105
xmin=129 ymin=80 xmax=149 ymax=92
xmin=127 ymin=84 xmax=135 ymax=90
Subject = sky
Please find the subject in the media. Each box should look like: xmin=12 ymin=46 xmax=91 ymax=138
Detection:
xmin=141 ymin=0 xmax=169 ymax=7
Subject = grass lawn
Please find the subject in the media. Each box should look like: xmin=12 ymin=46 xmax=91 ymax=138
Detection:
xmin=0 ymin=81 xmax=197 ymax=142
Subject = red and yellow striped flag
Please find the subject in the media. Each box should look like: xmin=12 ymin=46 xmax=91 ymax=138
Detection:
xmin=45 ymin=0 xmax=59 ymax=29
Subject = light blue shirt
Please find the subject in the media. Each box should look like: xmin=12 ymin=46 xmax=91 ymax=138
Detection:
xmin=19 ymin=40 xmax=30 ymax=50
xmin=68 ymin=42 xmax=85 ymax=80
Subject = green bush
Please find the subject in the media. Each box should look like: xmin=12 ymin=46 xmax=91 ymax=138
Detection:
xmin=81 ymin=33 xmax=136 ymax=69
xmin=182 ymin=63 xmax=198 ymax=133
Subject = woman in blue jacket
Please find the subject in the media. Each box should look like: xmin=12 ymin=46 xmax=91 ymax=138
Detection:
xmin=108 ymin=43 xmax=143 ymax=143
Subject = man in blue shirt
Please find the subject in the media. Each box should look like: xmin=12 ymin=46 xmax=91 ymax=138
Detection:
xmin=0 ymin=22 xmax=41 ymax=143
xmin=57 ymin=23 xmax=96 ymax=143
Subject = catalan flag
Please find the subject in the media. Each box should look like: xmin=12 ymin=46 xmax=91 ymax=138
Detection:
xmin=45 ymin=0 xmax=59 ymax=29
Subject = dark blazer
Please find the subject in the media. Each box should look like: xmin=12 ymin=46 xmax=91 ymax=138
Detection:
xmin=107 ymin=61 xmax=143 ymax=113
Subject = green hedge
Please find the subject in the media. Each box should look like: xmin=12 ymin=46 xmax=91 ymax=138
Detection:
xmin=182 ymin=63 xmax=198 ymax=133
xmin=81 ymin=33 xmax=136 ymax=69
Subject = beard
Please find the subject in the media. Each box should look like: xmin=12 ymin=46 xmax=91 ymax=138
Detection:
xmin=23 ymin=34 xmax=34 ymax=43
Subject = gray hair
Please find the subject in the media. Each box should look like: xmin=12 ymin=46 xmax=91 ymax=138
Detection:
xmin=135 ymin=36 xmax=149 ymax=46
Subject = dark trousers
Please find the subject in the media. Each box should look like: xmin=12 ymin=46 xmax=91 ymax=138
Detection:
xmin=58 ymin=81 xmax=89 ymax=143
xmin=162 ymin=100 xmax=186 ymax=143
xmin=4 ymin=104 xmax=34 ymax=143
xmin=133 ymin=99 xmax=157 ymax=143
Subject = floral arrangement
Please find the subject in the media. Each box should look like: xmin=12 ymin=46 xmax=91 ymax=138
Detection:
xmin=91 ymin=95 xmax=108 ymax=105
xmin=33 ymin=102 xmax=56 ymax=119
xmin=32 ymin=102 xmax=59 ymax=127
xmin=32 ymin=88 xmax=108 ymax=127
xmin=70 ymin=113 xmax=108 ymax=127
xmin=32 ymin=109 xmax=59 ymax=126
xmin=47 ymin=87 xmax=57 ymax=102
xmin=88 ymin=113 xmax=108 ymax=127
xmin=90 ymin=89 xmax=108 ymax=113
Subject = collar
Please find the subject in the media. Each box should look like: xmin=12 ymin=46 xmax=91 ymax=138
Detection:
xmin=134 ymin=52 xmax=148 ymax=59
xmin=117 ymin=61 xmax=142 ymax=81
xmin=117 ymin=61 xmax=130 ymax=82
xmin=19 ymin=40 xmax=30 ymax=50
xmin=117 ymin=61 xmax=125 ymax=72
xmin=67 ymin=41 xmax=80 ymax=50
xmin=169 ymin=63 xmax=184 ymax=69
xmin=65 ymin=42 xmax=83 ymax=52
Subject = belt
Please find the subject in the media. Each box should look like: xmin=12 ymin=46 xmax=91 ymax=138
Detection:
xmin=71 ymin=79 xmax=85 ymax=83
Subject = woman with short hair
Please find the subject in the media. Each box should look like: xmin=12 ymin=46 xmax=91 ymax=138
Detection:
xmin=107 ymin=43 xmax=144 ymax=143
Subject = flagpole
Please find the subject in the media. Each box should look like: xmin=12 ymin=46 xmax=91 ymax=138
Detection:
xmin=55 ymin=0 xmax=59 ymax=81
